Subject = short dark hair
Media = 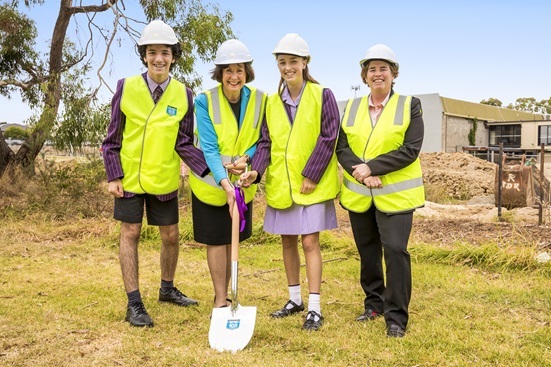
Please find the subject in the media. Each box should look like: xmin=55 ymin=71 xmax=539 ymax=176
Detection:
xmin=137 ymin=43 xmax=182 ymax=71
xmin=210 ymin=62 xmax=255 ymax=83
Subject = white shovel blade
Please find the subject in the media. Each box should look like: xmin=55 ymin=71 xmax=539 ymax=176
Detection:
xmin=208 ymin=304 xmax=257 ymax=352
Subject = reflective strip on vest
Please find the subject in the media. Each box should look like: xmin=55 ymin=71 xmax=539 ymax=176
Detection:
xmin=339 ymin=93 xmax=424 ymax=213
xmin=345 ymin=95 xmax=407 ymax=127
xmin=191 ymin=153 xmax=233 ymax=188
xmin=190 ymin=85 xmax=265 ymax=206
xmin=343 ymin=176 xmax=424 ymax=197
xmin=345 ymin=98 xmax=362 ymax=127
xmin=394 ymin=95 xmax=406 ymax=125
xmin=191 ymin=170 xmax=219 ymax=188
xmin=210 ymin=87 xmax=263 ymax=129
xmin=210 ymin=88 xmax=222 ymax=125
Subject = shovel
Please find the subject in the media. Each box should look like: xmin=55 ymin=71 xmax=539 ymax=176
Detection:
xmin=208 ymin=188 xmax=257 ymax=352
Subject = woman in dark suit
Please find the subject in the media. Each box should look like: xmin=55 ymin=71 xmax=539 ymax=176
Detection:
xmin=336 ymin=44 xmax=425 ymax=338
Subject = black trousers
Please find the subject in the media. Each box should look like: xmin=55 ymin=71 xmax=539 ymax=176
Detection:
xmin=349 ymin=205 xmax=413 ymax=329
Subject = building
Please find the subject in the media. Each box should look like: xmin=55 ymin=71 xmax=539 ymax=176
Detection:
xmin=338 ymin=94 xmax=550 ymax=159
xmin=414 ymin=94 xmax=550 ymax=157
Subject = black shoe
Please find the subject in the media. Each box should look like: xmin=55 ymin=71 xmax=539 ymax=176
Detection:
xmin=159 ymin=287 xmax=198 ymax=307
xmin=356 ymin=308 xmax=383 ymax=321
xmin=387 ymin=324 xmax=406 ymax=338
xmin=302 ymin=310 xmax=324 ymax=331
xmin=126 ymin=302 xmax=154 ymax=327
xmin=270 ymin=300 xmax=305 ymax=318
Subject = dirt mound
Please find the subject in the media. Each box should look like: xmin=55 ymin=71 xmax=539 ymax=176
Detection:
xmin=420 ymin=152 xmax=497 ymax=199
xmin=413 ymin=152 xmax=550 ymax=240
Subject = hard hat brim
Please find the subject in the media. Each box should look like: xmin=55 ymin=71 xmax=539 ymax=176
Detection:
xmin=271 ymin=49 xmax=309 ymax=56
xmin=359 ymin=58 xmax=399 ymax=69
xmin=272 ymin=51 xmax=311 ymax=63
xmin=138 ymin=39 xmax=179 ymax=46
xmin=214 ymin=58 xmax=253 ymax=65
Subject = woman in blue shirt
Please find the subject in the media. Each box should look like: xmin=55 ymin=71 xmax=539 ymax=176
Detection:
xmin=190 ymin=39 xmax=267 ymax=308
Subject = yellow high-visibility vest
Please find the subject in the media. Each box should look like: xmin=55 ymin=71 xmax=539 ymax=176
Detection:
xmin=120 ymin=75 xmax=186 ymax=195
xmin=189 ymin=84 xmax=267 ymax=206
xmin=339 ymin=93 xmax=424 ymax=213
xmin=264 ymin=82 xmax=340 ymax=209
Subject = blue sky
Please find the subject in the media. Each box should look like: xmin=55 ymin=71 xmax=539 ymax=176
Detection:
xmin=2 ymin=0 xmax=550 ymax=124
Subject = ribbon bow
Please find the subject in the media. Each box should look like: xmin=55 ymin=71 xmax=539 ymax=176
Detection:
xmin=234 ymin=186 xmax=248 ymax=232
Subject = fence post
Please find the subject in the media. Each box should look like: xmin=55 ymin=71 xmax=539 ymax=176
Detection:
xmin=497 ymin=143 xmax=503 ymax=220
xmin=539 ymin=143 xmax=545 ymax=225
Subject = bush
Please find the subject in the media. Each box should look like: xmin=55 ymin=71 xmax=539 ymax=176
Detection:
xmin=0 ymin=156 xmax=110 ymax=220
xmin=3 ymin=125 xmax=29 ymax=140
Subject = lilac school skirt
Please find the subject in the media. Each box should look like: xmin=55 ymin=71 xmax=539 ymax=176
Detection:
xmin=263 ymin=200 xmax=337 ymax=235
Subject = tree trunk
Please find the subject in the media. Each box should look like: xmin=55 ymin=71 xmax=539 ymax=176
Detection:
xmin=0 ymin=135 xmax=16 ymax=177
xmin=0 ymin=1 xmax=73 ymax=179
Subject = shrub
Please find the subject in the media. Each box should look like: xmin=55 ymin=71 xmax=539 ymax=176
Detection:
xmin=0 ymin=156 xmax=110 ymax=220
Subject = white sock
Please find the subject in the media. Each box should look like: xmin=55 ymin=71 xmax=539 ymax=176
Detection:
xmin=288 ymin=284 xmax=302 ymax=308
xmin=308 ymin=293 xmax=321 ymax=320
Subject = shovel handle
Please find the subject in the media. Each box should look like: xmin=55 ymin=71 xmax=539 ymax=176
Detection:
xmin=230 ymin=202 xmax=240 ymax=309
xmin=224 ymin=162 xmax=248 ymax=171
xmin=231 ymin=201 xmax=240 ymax=262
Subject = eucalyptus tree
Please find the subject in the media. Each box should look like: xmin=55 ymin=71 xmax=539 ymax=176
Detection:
xmin=0 ymin=0 xmax=234 ymax=177
xmin=506 ymin=97 xmax=551 ymax=115
xmin=481 ymin=97 xmax=551 ymax=114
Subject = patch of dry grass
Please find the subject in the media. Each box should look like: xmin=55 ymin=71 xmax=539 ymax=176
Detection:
xmin=1 ymin=208 xmax=550 ymax=366
xmin=0 ymin=164 xmax=550 ymax=366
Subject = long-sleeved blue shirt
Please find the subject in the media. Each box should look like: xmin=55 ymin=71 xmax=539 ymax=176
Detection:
xmin=195 ymin=85 xmax=257 ymax=185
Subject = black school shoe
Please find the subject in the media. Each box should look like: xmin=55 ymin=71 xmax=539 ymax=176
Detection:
xmin=356 ymin=308 xmax=383 ymax=321
xmin=270 ymin=300 xmax=305 ymax=318
xmin=159 ymin=287 xmax=198 ymax=307
xmin=126 ymin=301 xmax=154 ymax=327
xmin=302 ymin=310 xmax=324 ymax=331
xmin=386 ymin=324 xmax=406 ymax=338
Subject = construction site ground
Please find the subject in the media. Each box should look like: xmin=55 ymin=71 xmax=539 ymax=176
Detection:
xmin=407 ymin=152 xmax=551 ymax=248
xmin=8 ymin=150 xmax=551 ymax=250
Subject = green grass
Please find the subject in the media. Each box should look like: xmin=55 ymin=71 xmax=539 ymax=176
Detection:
xmin=1 ymin=215 xmax=550 ymax=367
xmin=0 ymin=161 xmax=549 ymax=366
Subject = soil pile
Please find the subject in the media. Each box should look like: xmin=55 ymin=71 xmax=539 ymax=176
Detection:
xmin=410 ymin=152 xmax=550 ymax=246
xmin=420 ymin=152 xmax=497 ymax=199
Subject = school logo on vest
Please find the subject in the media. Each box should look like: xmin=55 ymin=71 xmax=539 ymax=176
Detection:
xmin=166 ymin=106 xmax=177 ymax=116
xmin=226 ymin=318 xmax=240 ymax=330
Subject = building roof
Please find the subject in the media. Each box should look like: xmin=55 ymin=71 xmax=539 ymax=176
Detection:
xmin=440 ymin=96 xmax=544 ymax=122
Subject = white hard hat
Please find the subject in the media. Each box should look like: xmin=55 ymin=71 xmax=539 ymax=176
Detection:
xmin=272 ymin=33 xmax=310 ymax=62
xmin=138 ymin=20 xmax=179 ymax=46
xmin=214 ymin=39 xmax=253 ymax=65
xmin=359 ymin=44 xmax=399 ymax=70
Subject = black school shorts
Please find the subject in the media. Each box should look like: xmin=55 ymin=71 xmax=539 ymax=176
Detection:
xmin=114 ymin=194 xmax=178 ymax=226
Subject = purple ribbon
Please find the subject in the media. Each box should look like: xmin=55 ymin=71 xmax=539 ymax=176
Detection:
xmin=234 ymin=187 xmax=248 ymax=232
